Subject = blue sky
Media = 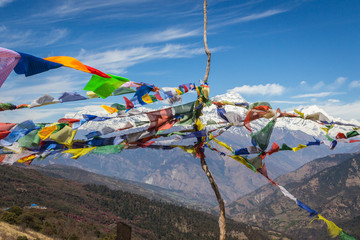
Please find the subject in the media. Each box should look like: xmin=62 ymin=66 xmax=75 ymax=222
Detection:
xmin=0 ymin=0 xmax=359 ymax=122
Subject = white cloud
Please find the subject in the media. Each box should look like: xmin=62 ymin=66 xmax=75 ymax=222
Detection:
xmin=78 ymin=44 xmax=204 ymax=74
xmin=228 ymin=83 xmax=285 ymax=96
xmin=0 ymin=0 xmax=13 ymax=7
xmin=335 ymin=76 xmax=347 ymax=84
xmin=328 ymin=99 xmax=340 ymax=103
xmin=291 ymin=92 xmax=345 ymax=98
xmin=349 ymin=80 xmax=360 ymax=88
xmin=318 ymin=101 xmax=360 ymax=121
xmin=300 ymin=81 xmax=306 ymax=85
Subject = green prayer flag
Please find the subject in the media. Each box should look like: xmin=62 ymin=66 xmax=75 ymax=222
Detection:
xmin=110 ymin=103 xmax=126 ymax=111
xmin=346 ymin=130 xmax=359 ymax=138
xmin=112 ymin=87 xmax=136 ymax=96
xmin=135 ymin=121 xmax=149 ymax=127
xmin=84 ymin=74 xmax=129 ymax=99
xmin=18 ymin=129 xmax=40 ymax=148
xmin=207 ymin=119 xmax=217 ymax=125
xmin=92 ymin=145 xmax=125 ymax=154
xmin=339 ymin=231 xmax=358 ymax=240
xmin=150 ymin=95 xmax=158 ymax=102
xmin=326 ymin=135 xmax=334 ymax=142
xmin=251 ymin=120 xmax=276 ymax=151
xmin=247 ymin=155 xmax=262 ymax=170
xmin=173 ymin=101 xmax=196 ymax=125
xmin=280 ymin=143 xmax=292 ymax=151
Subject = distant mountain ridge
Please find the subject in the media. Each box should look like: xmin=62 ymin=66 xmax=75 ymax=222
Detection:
xmin=32 ymin=164 xmax=215 ymax=210
xmin=227 ymin=152 xmax=360 ymax=240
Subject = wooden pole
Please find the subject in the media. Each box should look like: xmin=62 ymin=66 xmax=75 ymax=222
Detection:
xmin=200 ymin=1 xmax=226 ymax=239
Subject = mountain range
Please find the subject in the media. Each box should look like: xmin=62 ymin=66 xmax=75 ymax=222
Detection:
xmin=227 ymin=152 xmax=360 ymax=239
xmin=34 ymin=91 xmax=360 ymax=207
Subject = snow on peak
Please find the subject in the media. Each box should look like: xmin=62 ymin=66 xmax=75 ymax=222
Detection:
xmin=211 ymin=90 xmax=247 ymax=103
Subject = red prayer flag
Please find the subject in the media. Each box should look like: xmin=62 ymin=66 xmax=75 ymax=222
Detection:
xmin=336 ymin=132 xmax=347 ymax=139
xmin=267 ymin=142 xmax=280 ymax=155
xmin=244 ymin=105 xmax=271 ymax=132
xmin=84 ymin=65 xmax=110 ymax=78
xmin=0 ymin=130 xmax=10 ymax=139
xmin=147 ymin=108 xmax=174 ymax=132
xmin=0 ymin=122 xmax=16 ymax=131
xmin=154 ymin=92 xmax=164 ymax=101
xmin=123 ymin=96 xmax=134 ymax=109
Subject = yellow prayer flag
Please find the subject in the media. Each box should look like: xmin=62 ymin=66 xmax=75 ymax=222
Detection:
xmin=142 ymin=93 xmax=153 ymax=104
xmin=209 ymin=134 xmax=233 ymax=152
xmin=101 ymin=105 xmax=118 ymax=114
xmin=294 ymin=109 xmax=304 ymax=118
xmin=63 ymin=147 xmax=96 ymax=159
xmin=38 ymin=125 xmax=57 ymax=140
xmin=86 ymin=91 xmax=100 ymax=99
xmin=50 ymin=126 xmax=77 ymax=147
xmin=310 ymin=215 xmax=342 ymax=238
xmin=292 ymin=144 xmax=307 ymax=152
xmin=201 ymin=86 xmax=209 ymax=99
xmin=17 ymin=154 xmax=36 ymax=163
xmin=230 ymin=155 xmax=257 ymax=172
xmin=195 ymin=118 xmax=204 ymax=131
xmin=174 ymin=88 xmax=183 ymax=95
xmin=173 ymin=145 xmax=196 ymax=156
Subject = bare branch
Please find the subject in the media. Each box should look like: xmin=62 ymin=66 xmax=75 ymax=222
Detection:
xmin=203 ymin=0 xmax=211 ymax=84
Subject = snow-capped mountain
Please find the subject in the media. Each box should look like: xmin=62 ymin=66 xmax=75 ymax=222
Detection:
xmin=43 ymin=91 xmax=360 ymax=206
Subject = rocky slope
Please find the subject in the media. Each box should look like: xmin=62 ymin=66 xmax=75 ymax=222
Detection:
xmin=227 ymin=152 xmax=360 ymax=240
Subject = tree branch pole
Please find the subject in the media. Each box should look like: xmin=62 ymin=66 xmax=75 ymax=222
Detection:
xmin=203 ymin=0 xmax=211 ymax=84
xmin=201 ymin=1 xmax=226 ymax=239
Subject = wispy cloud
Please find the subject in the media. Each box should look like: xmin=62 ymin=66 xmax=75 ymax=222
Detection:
xmin=349 ymin=80 xmax=360 ymax=88
xmin=44 ymin=28 xmax=68 ymax=46
xmin=291 ymin=92 xmax=345 ymax=98
xmin=0 ymin=28 xmax=68 ymax=48
xmin=140 ymin=28 xmax=201 ymax=44
xmin=228 ymin=83 xmax=285 ymax=96
xmin=0 ymin=0 xmax=13 ymax=7
xmin=78 ymin=44 xmax=204 ymax=74
xmin=29 ymin=0 xmax=152 ymax=23
xmin=213 ymin=9 xmax=287 ymax=28
xmin=328 ymin=99 xmax=340 ymax=103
